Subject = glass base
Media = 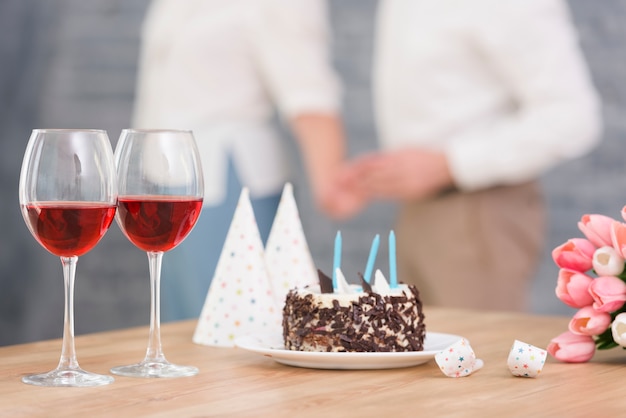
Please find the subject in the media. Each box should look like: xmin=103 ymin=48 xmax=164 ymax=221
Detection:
xmin=110 ymin=360 xmax=198 ymax=378
xmin=22 ymin=368 xmax=114 ymax=387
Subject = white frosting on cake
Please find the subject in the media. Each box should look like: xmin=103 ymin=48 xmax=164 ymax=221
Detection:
xmin=282 ymin=267 xmax=426 ymax=352
xmin=292 ymin=268 xmax=410 ymax=308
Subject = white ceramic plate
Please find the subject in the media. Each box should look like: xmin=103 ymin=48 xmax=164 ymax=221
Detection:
xmin=234 ymin=332 xmax=462 ymax=370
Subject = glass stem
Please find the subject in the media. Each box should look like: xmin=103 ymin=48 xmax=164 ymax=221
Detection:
xmin=58 ymin=256 xmax=80 ymax=371
xmin=144 ymin=251 xmax=166 ymax=364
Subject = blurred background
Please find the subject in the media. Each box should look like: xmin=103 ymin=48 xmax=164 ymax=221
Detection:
xmin=1 ymin=0 xmax=625 ymax=345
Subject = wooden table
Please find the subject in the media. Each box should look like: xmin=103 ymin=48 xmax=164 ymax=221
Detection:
xmin=1 ymin=307 xmax=625 ymax=417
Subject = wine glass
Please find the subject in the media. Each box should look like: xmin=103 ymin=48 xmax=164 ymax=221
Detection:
xmin=18 ymin=129 xmax=118 ymax=387
xmin=111 ymin=129 xmax=203 ymax=378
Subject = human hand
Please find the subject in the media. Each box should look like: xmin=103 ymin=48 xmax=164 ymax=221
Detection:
xmin=314 ymin=162 xmax=370 ymax=220
xmin=347 ymin=148 xmax=454 ymax=201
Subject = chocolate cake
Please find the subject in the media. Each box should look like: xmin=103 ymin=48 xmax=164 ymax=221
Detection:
xmin=282 ymin=270 xmax=426 ymax=352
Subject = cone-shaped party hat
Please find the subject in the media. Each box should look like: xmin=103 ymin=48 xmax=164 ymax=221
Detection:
xmin=193 ymin=188 xmax=281 ymax=347
xmin=265 ymin=183 xmax=318 ymax=308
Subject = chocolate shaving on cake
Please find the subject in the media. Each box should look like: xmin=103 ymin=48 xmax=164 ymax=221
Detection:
xmin=358 ymin=272 xmax=372 ymax=292
xmin=317 ymin=269 xmax=334 ymax=294
xmin=283 ymin=285 xmax=426 ymax=353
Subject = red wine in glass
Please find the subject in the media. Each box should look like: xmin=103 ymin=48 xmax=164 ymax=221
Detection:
xmin=19 ymin=129 xmax=118 ymax=387
xmin=111 ymin=129 xmax=204 ymax=378
xmin=117 ymin=196 xmax=202 ymax=252
xmin=22 ymin=202 xmax=116 ymax=257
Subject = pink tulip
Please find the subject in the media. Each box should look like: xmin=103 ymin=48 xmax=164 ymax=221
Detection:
xmin=547 ymin=331 xmax=596 ymax=363
xmin=610 ymin=221 xmax=626 ymax=259
xmin=555 ymin=269 xmax=594 ymax=308
xmin=568 ymin=306 xmax=611 ymax=335
xmin=578 ymin=214 xmax=615 ymax=248
xmin=588 ymin=276 xmax=626 ymax=312
xmin=552 ymin=238 xmax=595 ymax=272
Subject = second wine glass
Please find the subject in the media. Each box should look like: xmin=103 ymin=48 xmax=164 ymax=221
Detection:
xmin=111 ymin=129 xmax=204 ymax=378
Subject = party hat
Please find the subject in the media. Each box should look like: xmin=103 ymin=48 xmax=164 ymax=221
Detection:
xmin=193 ymin=188 xmax=281 ymax=347
xmin=507 ymin=340 xmax=547 ymax=378
xmin=435 ymin=338 xmax=484 ymax=378
xmin=265 ymin=183 xmax=318 ymax=308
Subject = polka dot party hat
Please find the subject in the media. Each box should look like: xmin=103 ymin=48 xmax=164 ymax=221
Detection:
xmin=193 ymin=188 xmax=281 ymax=347
xmin=265 ymin=183 xmax=318 ymax=308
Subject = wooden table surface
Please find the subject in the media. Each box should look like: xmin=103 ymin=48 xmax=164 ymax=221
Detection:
xmin=1 ymin=307 xmax=625 ymax=417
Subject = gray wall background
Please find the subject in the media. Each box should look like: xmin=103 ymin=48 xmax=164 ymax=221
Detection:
xmin=1 ymin=0 xmax=624 ymax=345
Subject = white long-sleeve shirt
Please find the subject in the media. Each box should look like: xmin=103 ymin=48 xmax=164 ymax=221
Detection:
xmin=133 ymin=0 xmax=341 ymax=205
xmin=374 ymin=0 xmax=602 ymax=191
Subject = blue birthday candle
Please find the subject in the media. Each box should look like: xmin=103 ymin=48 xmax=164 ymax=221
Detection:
xmin=389 ymin=230 xmax=398 ymax=288
xmin=333 ymin=231 xmax=342 ymax=291
xmin=363 ymin=234 xmax=380 ymax=283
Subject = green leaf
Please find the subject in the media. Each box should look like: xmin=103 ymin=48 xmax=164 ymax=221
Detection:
xmin=595 ymin=326 xmax=618 ymax=350
xmin=597 ymin=340 xmax=618 ymax=350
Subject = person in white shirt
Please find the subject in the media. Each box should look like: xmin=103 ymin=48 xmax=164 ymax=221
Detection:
xmin=338 ymin=0 xmax=602 ymax=311
xmin=133 ymin=0 xmax=350 ymax=321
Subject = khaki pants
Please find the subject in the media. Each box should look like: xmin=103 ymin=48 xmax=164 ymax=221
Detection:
xmin=395 ymin=181 xmax=545 ymax=312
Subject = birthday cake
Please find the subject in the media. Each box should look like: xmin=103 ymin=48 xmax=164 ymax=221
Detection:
xmin=282 ymin=269 xmax=426 ymax=352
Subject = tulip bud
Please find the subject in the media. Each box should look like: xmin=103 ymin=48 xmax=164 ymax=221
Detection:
xmin=579 ymin=214 xmax=615 ymax=248
xmin=611 ymin=313 xmax=626 ymax=347
xmin=611 ymin=220 xmax=626 ymax=259
xmin=589 ymin=276 xmax=626 ymax=312
xmin=552 ymin=239 xmax=595 ymax=272
xmin=547 ymin=331 xmax=595 ymax=363
xmin=592 ymin=246 xmax=625 ymax=276
xmin=555 ymin=269 xmax=594 ymax=308
xmin=568 ymin=306 xmax=611 ymax=335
